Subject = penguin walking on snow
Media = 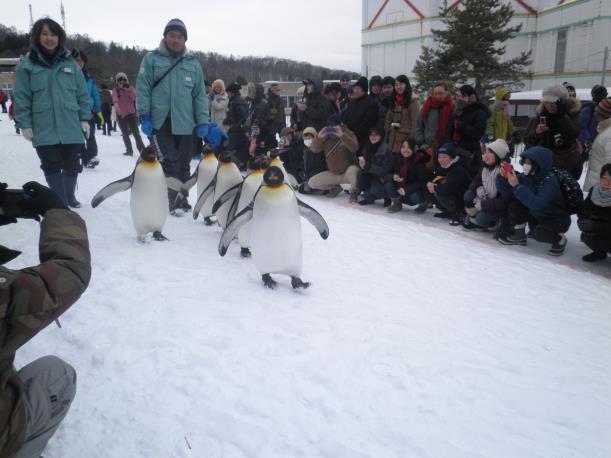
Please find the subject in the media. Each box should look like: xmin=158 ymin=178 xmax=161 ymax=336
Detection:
xmin=219 ymin=166 xmax=329 ymax=289
xmin=193 ymin=151 xmax=242 ymax=229
xmin=91 ymin=146 xmax=182 ymax=242
xmin=180 ymin=144 xmax=219 ymax=226
xmin=213 ymin=155 xmax=270 ymax=258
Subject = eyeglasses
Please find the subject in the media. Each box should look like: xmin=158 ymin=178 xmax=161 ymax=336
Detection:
xmin=601 ymin=175 xmax=611 ymax=183
xmin=117 ymin=78 xmax=126 ymax=82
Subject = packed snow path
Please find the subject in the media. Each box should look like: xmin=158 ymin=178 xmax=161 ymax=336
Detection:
xmin=1 ymin=117 xmax=610 ymax=458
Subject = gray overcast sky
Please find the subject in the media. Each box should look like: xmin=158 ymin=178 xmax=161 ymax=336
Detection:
xmin=5 ymin=0 xmax=363 ymax=72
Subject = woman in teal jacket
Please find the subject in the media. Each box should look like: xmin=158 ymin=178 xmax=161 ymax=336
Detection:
xmin=14 ymin=18 xmax=91 ymax=207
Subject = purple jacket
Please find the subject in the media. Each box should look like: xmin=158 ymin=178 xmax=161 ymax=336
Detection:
xmin=112 ymin=86 xmax=137 ymax=116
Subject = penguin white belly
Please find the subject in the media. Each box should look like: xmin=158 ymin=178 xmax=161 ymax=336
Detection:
xmin=214 ymin=163 xmax=243 ymax=229
xmin=196 ymin=156 xmax=218 ymax=218
xmin=251 ymin=186 xmax=302 ymax=277
xmin=130 ymin=163 xmax=168 ymax=236
xmin=237 ymin=172 xmax=264 ymax=249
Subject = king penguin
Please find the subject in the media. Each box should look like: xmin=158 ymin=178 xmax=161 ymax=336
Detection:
xmin=218 ymin=166 xmax=329 ymax=289
xmin=193 ymin=151 xmax=243 ymax=229
xmin=180 ymin=144 xmax=219 ymax=225
xmin=269 ymin=149 xmax=299 ymax=189
xmin=91 ymin=146 xmax=182 ymax=241
xmin=213 ymin=155 xmax=270 ymax=258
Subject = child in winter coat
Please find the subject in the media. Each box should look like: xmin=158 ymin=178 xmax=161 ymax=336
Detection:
xmin=497 ymin=146 xmax=572 ymax=256
xmin=387 ymin=138 xmax=428 ymax=213
xmin=357 ymin=127 xmax=395 ymax=205
xmin=578 ymin=163 xmax=611 ymax=262
xmin=463 ymin=139 xmax=513 ymax=230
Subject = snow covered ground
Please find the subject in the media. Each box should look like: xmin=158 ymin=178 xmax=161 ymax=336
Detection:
xmin=1 ymin=115 xmax=611 ymax=458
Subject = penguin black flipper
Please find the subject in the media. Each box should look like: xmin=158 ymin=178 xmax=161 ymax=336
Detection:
xmin=297 ymin=198 xmax=330 ymax=239
xmin=91 ymin=175 xmax=133 ymax=208
xmin=218 ymin=204 xmax=254 ymax=256
xmin=182 ymin=169 xmax=198 ymax=193
xmin=212 ymin=182 xmax=242 ymax=214
xmin=166 ymin=177 xmax=184 ymax=194
xmin=192 ymin=178 xmax=216 ymax=220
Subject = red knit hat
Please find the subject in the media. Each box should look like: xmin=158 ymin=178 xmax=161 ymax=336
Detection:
xmin=595 ymin=98 xmax=611 ymax=121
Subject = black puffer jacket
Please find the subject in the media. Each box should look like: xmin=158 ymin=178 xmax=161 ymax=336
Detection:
xmin=452 ymin=101 xmax=491 ymax=152
xmin=578 ymin=189 xmax=611 ymax=237
xmin=394 ymin=151 xmax=429 ymax=196
xmin=433 ymin=158 xmax=471 ymax=200
xmin=343 ymin=94 xmax=379 ymax=150
xmin=304 ymin=80 xmax=331 ymax=131
xmin=361 ymin=140 xmax=393 ymax=181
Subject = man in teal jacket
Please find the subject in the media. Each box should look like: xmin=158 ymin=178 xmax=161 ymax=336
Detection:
xmin=136 ymin=18 xmax=209 ymax=215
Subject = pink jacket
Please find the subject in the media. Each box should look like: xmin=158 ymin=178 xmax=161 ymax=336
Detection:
xmin=112 ymin=86 xmax=137 ymax=116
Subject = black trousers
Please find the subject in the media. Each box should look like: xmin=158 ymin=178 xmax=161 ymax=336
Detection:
xmin=117 ymin=113 xmax=145 ymax=153
xmin=507 ymin=199 xmax=571 ymax=234
xmin=154 ymin=118 xmax=192 ymax=183
xmin=102 ymin=108 xmax=112 ymax=135
xmin=35 ymin=144 xmax=81 ymax=176
xmin=581 ymin=233 xmax=611 ymax=254
xmin=425 ymin=190 xmax=461 ymax=217
xmin=81 ymin=118 xmax=98 ymax=165
xmin=227 ymin=126 xmax=248 ymax=166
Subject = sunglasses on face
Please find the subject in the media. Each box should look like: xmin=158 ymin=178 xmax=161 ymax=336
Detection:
xmin=118 ymin=78 xmax=126 ymax=82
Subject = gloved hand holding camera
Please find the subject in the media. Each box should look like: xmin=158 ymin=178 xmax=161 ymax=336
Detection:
xmin=0 ymin=181 xmax=68 ymax=223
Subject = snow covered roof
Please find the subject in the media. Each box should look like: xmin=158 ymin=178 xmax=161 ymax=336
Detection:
xmin=501 ymin=87 xmax=611 ymax=103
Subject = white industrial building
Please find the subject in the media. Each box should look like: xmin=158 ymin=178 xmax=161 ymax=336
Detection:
xmin=362 ymin=0 xmax=611 ymax=91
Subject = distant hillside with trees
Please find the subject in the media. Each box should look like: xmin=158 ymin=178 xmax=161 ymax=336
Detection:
xmin=0 ymin=24 xmax=358 ymax=86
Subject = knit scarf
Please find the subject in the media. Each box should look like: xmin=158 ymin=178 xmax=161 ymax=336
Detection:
xmin=591 ymin=183 xmax=611 ymax=207
xmin=422 ymin=94 xmax=455 ymax=146
xmin=481 ymin=166 xmax=500 ymax=199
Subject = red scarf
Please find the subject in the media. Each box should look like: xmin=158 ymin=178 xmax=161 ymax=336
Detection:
xmin=395 ymin=93 xmax=405 ymax=107
xmin=422 ymin=94 xmax=455 ymax=146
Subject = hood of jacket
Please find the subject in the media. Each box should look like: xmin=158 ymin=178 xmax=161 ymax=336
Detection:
xmin=157 ymin=39 xmax=187 ymax=57
xmin=521 ymin=146 xmax=553 ymax=177
xmin=535 ymin=97 xmax=582 ymax=115
xmin=495 ymin=87 xmax=511 ymax=101
xmin=27 ymin=45 xmax=71 ymax=68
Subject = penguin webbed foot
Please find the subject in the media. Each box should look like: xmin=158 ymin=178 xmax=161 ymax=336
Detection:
xmin=240 ymin=247 xmax=251 ymax=258
xmin=153 ymin=231 xmax=169 ymax=241
xmin=291 ymin=276 xmax=310 ymax=290
xmin=262 ymin=274 xmax=277 ymax=289
xmin=204 ymin=216 xmax=215 ymax=226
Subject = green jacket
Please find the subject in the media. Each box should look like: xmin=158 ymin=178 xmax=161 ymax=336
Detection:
xmin=13 ymin=47 xmax=91 ymax=147
xmin=136 ymin=40 xmax=209 ymax=135
xmin=485 ymin=87 xmax=515 ymax=141
xmin=0 ymin=210 xmax=91 ymax=457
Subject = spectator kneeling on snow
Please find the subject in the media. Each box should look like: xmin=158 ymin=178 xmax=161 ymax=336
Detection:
xmin=356 ymin=127 xmax=394 ymax=206
xmin=578 ymin=163 xmax=611 ymax=262
xmin=497 ymin=146 xmax=571 ymax=256
xmin=0 ymin=181 xmax=91 ymax=457
xmin=307 ymin=115 xmax=360 ymax=202
xmin=421 ymin=142 xmax=471 ymax=225
xmin=463 ymin=139 xmax=513 ymax=230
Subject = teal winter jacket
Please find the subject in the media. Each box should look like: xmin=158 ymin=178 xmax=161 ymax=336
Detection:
xmin=13 ymin=46 xmax=91 ymax=147
xmin=136 ymin=40 xmax=209 ymax=135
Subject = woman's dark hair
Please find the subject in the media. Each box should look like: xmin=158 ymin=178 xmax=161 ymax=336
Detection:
xmin=601 ymin=163 xmax=611 ymax=177
xmin=30 ymin=18 xmax=66 ymax=48
xmin=401 ymin=137 xmax=417 ymax=151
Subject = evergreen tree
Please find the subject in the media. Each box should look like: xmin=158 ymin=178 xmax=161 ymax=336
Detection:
xmin=413 ymin=0 xmax=531 ymax=96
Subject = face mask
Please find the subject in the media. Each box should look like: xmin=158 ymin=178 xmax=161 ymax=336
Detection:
xmin=304 ymin=139 xmax=313 ymax=148
xmin=522 ymin=163 xmax=533 ymax=175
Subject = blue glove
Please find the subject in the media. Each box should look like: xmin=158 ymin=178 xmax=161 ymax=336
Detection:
xmin=140 ymin=113 xmax=153 ymax=137
xmin=205 ymin=123 xmax=227 ymax=147
xmin=196 ymin=123 xmax=209 ymax=139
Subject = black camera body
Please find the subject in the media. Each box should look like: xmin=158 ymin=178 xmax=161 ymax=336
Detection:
xmin=0 ymin=189 xmax=36 ymax=219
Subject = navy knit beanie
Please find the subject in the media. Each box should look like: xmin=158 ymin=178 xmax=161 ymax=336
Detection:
xmin=164 ymin=18 xmax=187 ymax=41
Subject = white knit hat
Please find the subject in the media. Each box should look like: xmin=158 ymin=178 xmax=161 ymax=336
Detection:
xmin=487 ymin=139 xmax=510 ymax=160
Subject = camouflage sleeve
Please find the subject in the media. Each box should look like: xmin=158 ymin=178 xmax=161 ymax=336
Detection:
xmin=0 ymin=209 xmax=91 ymax=354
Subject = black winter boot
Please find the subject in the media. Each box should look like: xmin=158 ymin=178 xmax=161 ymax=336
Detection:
xmin=386 ymin=198 xmax=402 ymax=213
xmin=62 ymin=173 xmax=81 ymax=208
xmin=498 ymin=224 xmax=527 ymax=246
xmin=583 ymin=251 xmax=607 ymax=262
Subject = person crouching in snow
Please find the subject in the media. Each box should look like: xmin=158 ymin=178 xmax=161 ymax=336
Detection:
xmin=578 ymin=163 xmax=611 ymax=262
xmin=421 ymin=142 xmax=471 ymax=225
xmin=462 ymin=139 xmax=513 ymax=231
xmin=356 ymin=127 xmax=394 ymax=206
xmin=387 ymin=138 xmax=429 ymax=213
xmin=497 ymin=146 xmax=571 ymax=256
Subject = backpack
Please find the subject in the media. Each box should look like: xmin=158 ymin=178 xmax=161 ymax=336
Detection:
xmin=552 ymin=168 xmax=583 ymax=214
